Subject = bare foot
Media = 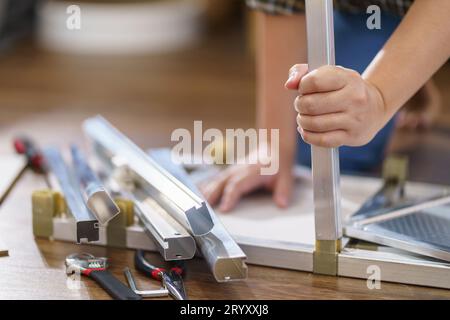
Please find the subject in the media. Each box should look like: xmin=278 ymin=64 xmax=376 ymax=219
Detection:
xmin=396 ymin=79 xmax=442 ymax=130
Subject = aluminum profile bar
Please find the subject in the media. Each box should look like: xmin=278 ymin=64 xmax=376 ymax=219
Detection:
xmin=71 ymin=144 xmax=120 ymax=225
xmin=83 ymin=116 xmax=214 ymax=237
xmin=149 ymin=148 xmax=248 ymax=282
xmin=306 ymin=0 xmax=342 ymax=242
xmin=94 ymin=154 xmax=196 ymax=261
xmin=125 ymin=187 xmax=196 ymax=261
xmin=43 ymin=147 xmax=99 ymax=243
xmin=305 ymin=0 xmax=342 ymax=276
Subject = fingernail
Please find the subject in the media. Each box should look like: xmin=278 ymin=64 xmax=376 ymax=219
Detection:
xmin=285 ymin=70 xmax=298 ymax=86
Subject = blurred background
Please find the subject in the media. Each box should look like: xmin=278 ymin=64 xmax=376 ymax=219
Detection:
xmin=0 ymin=0 xmax=449 ymax=184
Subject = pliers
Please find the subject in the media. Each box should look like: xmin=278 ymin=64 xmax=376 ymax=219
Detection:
xmin=134 ymin=249 xmax=188 ymax=300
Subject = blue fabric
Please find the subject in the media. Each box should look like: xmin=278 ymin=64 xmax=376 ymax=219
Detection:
xmin=297 ymin=11 xmax=402 ymax=173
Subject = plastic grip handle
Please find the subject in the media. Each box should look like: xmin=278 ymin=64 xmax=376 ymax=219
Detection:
xmin=90 ymin=270 xmax=142 ymax=300
xmin=135 ymin=250 xmax=161 ymax=280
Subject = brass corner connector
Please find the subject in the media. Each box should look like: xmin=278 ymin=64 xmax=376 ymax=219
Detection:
xmin=313 ymin=239 xmax=341 ymax=276
xmin=32 ymin=189 xmax=65 ymax=238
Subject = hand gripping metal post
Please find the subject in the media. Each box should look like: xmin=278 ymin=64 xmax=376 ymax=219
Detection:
xmin=305 ymin=0 xmax=343 ymax=276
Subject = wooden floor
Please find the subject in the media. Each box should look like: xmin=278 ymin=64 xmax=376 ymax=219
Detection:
xmin=1 ymin=27 xmax=450 ymax=299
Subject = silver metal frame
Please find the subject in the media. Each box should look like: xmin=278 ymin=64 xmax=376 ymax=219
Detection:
xmin=45 ymin=165 xmax=450 ymax=289
xmin=345 ymin=195 xmax=450 ymax=262
xmin=351 ymin=194 xmax=450 ymax=225
xmin=83 ymin=116 xmax=214 ymax=237
xmin=44 ymin=147 xmax=99 ymax=243
xmin=305 ymin=0 xmax=342 ymax=241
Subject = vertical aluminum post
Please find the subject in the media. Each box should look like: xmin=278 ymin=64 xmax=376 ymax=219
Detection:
xmin=305 ymin=0 xmax=342 ymax=275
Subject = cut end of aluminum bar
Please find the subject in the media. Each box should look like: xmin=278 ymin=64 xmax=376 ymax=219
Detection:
xmin=186 ymin=203 xmax=215 ymax=237
xmin=71 ymin=144 xmax=120 ymax=225
xmin=76 ymin=220 xmax=100 ymax=243
xmin=86 ymin=186 xmax=120 ymax=225
xmin=163 ymin=236 xmax=196 ymax=261
xmin=214 ymin=258 xmax=248 ymax=282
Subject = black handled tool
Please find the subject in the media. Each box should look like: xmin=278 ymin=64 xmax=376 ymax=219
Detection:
xmin=134 ymin=250 xmax=187 ymax=300
xmin=66 ymin=253 xmax=142 ymax=300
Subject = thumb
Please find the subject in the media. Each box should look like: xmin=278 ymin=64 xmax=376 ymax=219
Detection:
xmin=285 ymin=64 xmax=309 ymax=90
xmin=273 ymin=172 xmax=294 ymax=208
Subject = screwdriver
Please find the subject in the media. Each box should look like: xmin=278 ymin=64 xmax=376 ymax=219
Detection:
xmin=13 ymin=136 xmax=46 ymax=173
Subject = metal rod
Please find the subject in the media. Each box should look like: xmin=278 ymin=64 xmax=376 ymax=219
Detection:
xmin=123 ymin=268 xmax=169 ymax=298
xmin=305 ymin=0 xmax=342 ymax=241
xmin=305 ymin=0 xmax=342 ymax=276
xmin=71 ymin=144 xmax=120 ymax=225
xmin=43 ymin=147 xmax=99 ymax=243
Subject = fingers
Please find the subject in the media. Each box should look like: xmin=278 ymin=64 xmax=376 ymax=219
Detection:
xmin=272 ymin=171 xmax=293 ymax=208
xmin=219 ymin=171 xmax=263 ymax=212
xmin=297 ymin=113 xmax=348 ymax=133
xmin=294 ymin=90 xmax=348 ymax=116
xmin=299 ymin=128 xmax=348 ymax=148
xmin=201 ymin=165 xmax=294 ymax=212
xmin=299 ymin=65 xmax=351 ymax=95
xmin=200 ymin=171 xmax=230 ymax=206
xmin=285 ymin=64 xmax=309 ymax=90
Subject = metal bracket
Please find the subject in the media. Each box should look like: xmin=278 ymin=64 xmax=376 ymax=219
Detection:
xmin=313 ymin=239 xmax=341 ymax=276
